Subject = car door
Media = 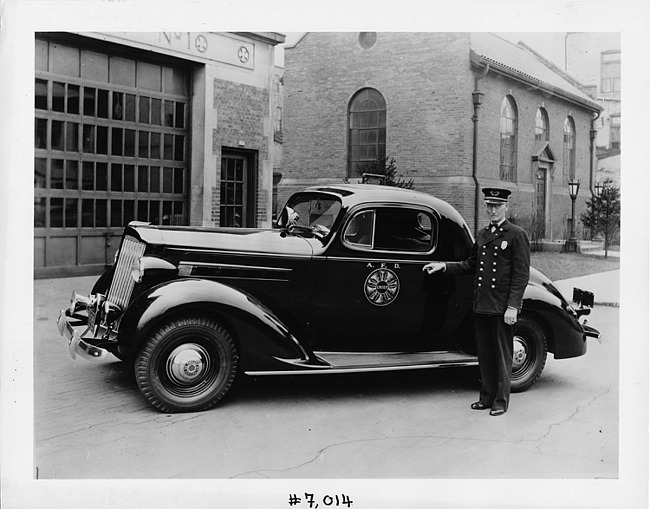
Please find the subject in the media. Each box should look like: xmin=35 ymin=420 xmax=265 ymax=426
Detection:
xmin=308 ymin=204 xmax=465 ymax=353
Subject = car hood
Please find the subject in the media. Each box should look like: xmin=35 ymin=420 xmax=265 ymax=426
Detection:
xmin=126 ymin=224 xmax=317 ymax=257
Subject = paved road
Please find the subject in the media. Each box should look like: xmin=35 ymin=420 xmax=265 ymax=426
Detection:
xmin=33 ymin=275 xmax=619 ymax=481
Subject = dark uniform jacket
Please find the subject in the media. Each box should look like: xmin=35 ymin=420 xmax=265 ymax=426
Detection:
xmin=445 ymin=220 xmax=530 ymax=315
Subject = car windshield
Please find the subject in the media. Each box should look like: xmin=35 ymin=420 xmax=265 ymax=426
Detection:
xmin=284 ymin=193 xmax=342 ymax=235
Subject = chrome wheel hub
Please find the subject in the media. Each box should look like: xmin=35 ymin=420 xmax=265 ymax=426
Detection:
xmin=512 ymin=336 xmax=527 ymax=370
xmin=167 ymin=343 xmax=208 ymax=384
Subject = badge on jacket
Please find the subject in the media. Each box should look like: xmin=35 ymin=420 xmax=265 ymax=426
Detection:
xmin=501 ymin=240 xmax=508 ymax=250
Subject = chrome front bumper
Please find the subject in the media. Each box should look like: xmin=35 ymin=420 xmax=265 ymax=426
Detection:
xmin=57 ymin=308 xmax=111 ymax=361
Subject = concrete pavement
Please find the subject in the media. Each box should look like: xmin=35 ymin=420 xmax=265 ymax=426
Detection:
xmin=554 ymin=269 xmax=620 ymax=307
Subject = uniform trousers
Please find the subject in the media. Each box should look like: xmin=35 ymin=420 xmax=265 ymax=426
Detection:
xmin=474 ymin=313 xmax=514 ymax=411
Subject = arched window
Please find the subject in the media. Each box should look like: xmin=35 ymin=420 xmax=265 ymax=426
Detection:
xmin=348 ymin=88 xmax=386 ymax=178
xmin=499 ymin=96 xmax=518 ymax=182
xmin=535 ymin=108 xmax=549 ymax=142
xmin=563 ymin=116 xmax=576 ymax=184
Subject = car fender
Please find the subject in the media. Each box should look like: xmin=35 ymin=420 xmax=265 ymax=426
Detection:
xmin=117 ymin=278 xmax=310 ymax=367
xmin=522 ymin=284 xmax=586 ymax=359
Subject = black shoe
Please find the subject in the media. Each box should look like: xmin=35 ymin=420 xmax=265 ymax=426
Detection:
xmin=471 ymin=401 xmax=490 ymax=410
xmin=489 ymin=408 xmax=506 ymax=416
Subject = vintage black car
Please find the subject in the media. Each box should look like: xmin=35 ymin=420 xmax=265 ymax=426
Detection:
xmin=57 ymin=184 xmax=600 ymax=412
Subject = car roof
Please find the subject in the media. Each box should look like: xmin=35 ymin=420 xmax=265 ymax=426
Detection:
xmin=300 ymin=183 xmax=467 ymax=224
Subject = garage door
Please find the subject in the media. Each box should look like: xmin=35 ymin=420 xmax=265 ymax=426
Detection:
xmin=34 ymin=36 xmax=190 ymax=277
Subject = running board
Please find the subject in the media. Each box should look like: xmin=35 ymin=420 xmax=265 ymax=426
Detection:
xmin=244 ymin=351 xmax=478 ymax=376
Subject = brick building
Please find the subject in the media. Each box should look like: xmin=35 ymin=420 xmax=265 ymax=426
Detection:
xmin=279 ymin=32 xmax=602 ymax=239
xmin=34 ymin=31 xmax=284 ymax=277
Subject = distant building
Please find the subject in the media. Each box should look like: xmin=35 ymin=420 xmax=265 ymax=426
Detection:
xmin=34 ymin=31 xmax=285 ymax=277
xmin=565 ymin=32 xmax=621 ymax=186
xmin=280 ymin=32 xmax=602 ymax=241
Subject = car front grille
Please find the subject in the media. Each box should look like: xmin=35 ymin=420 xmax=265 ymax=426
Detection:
xmin=106 ymin=235 xmax=146 ymax=312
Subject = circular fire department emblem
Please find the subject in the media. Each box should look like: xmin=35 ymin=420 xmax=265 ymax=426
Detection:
xmin=364 ymin=268 xmax=400 ymax=306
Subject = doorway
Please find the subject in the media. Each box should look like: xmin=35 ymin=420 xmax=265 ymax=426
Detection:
xmin=535 ymin=167 xmax=547 ymax=239
xmin=220 ymin=149 xmax=258 ymax=227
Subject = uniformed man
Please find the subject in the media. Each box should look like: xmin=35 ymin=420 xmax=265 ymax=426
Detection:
xmin=423 ymin=188 xmax=530 ymax=416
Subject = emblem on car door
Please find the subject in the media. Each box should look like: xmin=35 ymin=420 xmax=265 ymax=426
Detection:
xmin=365 ymin=268 xmax=400 ymax=306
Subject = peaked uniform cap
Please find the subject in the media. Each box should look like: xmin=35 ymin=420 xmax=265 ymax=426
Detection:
xmin=482 ymin=187 xmax=511 ymax=204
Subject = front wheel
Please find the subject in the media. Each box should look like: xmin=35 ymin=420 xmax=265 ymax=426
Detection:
xmin=135 ymin=316 xmax=238 ymax=413
xmin=510 ymin=315 xmax=547 ymax=392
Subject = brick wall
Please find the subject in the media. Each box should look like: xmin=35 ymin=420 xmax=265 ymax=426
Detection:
xmin=281 ymin=32 xmax=596 ymax=238
xmin=212 ymin=79 xmax=270 ymax=225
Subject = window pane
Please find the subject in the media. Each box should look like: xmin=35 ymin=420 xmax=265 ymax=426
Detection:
xmin=149 ymin=201 xmax=159 ymax=224
xmin=82 ymin=161 xmax=94 ymax=190
xmin=124 ymin=164 xmax=135 ymax=192
xmin=163 ymin=167 xmax=173 ymax=193
xmin=162 ymin=201 xmax=172 ymax=225
xmin=97 ymin=125 xmax=108 ymax=154
xmin=174 ymin=168 xmax=184 ymax=193
xmin=112 ymin=92 xmax=124 ymax=120
xmin=50 ymin=198 xmax=63 ymax=227
xmin=138 ymin=131 xmax=149 ymax=158
xmin=124 ymin=200 xmax=135 ymax=224
xmin=125 ymin=94 xmax=136 ymax=121
xmin=164 ymin=100 xmax=174 ymax=127
xmin=97 ymin=89 xmax=109 ymax=118
xmin=82 ymin=124 xmax=95 ymax=153
xmin=96 ymin=162 xmax=108 ymax=191
xmin=150 ymin=132 xmax=161 ymax=159
xmin=111 ymin=199 xmax=122 ymax=226
xmin=83 ymin=87 xmax=96 ymax=116
xmin=66 ymin=122 xmax=78 ymax=151
xmin=174 ymin=135 xmax=184 ymax=161
xmin=124 ymin=129 xmax=136 ymax=157
xmin=66 ymin=160 xmax=78 ymax=189
xmin=65 ymin=198 xmax=77 ymax=228
xmin=175 ymin=102 xmax=185 ymax=128
xmin=35 ymin=158 xmax=47 ymax=188
xmin=35 ymin=197 xmax=46 ymax=227
xmin=35 ymin=118 xmax=47 ymax=149
xmin=138 ymin=166 xmax=149 ymax=192
xmin=68 ymin=84 xmax=80 ymax=114
xmin=51 ymin=159 xmax=64 ymax=189
xmin=151 ymin=98 xmax=161 ymax=125
xmin=139 ymin=96 xmax=150 ymax=123
xmin=112 ymin=127 xmax=123 ymax=156
xmin=82 ymin=199 xmax=94 ymax=227
xmin=163 ymin=133 xmax=174 ymax=160
xmin=35 ymin=79 xmax=48 ymax=110
xmin=96 ymin=199 xmax=107 ymax=227
xmin=150 ymin=166 xmax=160 ymax=192
xmin=111 ymin=163 xmax=122 ymax=191
xmin=52 ymin=120 xmax=64 ymax=150
xmin=138 ymin=200 xmax=148 ymax=221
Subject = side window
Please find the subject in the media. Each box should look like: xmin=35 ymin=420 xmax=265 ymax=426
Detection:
xmin=344 ymin=207 xmax=435 ymax=252
xmin=343 ymin=210 xmax=375 ymax=247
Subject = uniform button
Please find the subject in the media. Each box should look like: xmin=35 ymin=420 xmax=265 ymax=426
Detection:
xmin=493 ymin=269 xmax=496 ymax=272
xmin=479 ymin=268 xmax=483 ymax=271
xmin=491 ymin=285 xmax=495 ymax=288
xmin=478 ymin=283 xmax=482 ymax=287
xmin=478 ymin=277 xmax=482 ymax=280
xmin=492 ymin=278 xmax=496 ymax=281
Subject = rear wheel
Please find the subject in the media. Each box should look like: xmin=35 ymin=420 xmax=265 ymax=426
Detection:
xmin=135 ymin=316 xmax=238 ymax=413
xmin=510 ymin=315 xmax=547 ymax=392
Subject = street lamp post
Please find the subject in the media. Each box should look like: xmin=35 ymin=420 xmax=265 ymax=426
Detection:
xmin=566 ymin=178 xmax=580 ymax=252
